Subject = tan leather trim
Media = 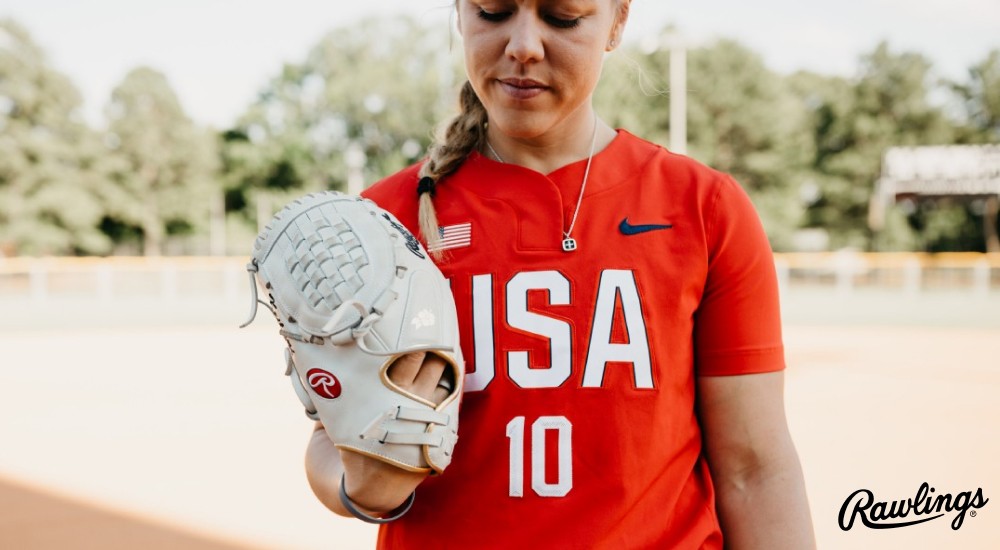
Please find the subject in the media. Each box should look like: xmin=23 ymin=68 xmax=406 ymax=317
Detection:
xmin=378 ymin=351 xmax=463 ymax=410
xmin=337 ymin=444 xmax=432 ymax=474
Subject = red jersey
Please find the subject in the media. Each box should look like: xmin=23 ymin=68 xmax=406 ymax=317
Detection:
xmin=362 ymin=131 xmax=785 ymax=549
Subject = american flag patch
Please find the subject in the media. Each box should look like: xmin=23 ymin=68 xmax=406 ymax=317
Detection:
xmin=427 ymin=222 xmax=472 ymax=252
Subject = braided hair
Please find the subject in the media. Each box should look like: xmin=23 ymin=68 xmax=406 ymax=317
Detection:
xmin=417 ymin=80 xmax=488 ymax=252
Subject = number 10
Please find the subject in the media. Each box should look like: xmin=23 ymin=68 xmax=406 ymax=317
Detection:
xmin=505 ymin=416 xmax=573 ymax=498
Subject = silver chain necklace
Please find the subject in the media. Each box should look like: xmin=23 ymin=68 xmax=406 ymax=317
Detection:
xmin=485 ymin=118 xmax=599 ymax=252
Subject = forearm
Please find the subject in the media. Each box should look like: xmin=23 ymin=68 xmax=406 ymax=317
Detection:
xmin=305 ymin=424 xmax=427 ymax=517
xmin=713 ymin=454 xmax=815 ymax=550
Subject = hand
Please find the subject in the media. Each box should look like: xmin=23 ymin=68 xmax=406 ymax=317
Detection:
xmin=306 ymin=351 xmax=452 ymax=516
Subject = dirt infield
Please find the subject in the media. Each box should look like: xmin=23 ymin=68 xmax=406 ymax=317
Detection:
xmin=784 ymin=325 xmax=998 ymax=549
xmin=0 ymin=477 xmax=255 ymax=550
xmin=0 ymin=302 xmax=997 ymax=549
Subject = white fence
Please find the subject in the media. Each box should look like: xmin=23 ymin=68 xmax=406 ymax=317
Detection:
xmin=0 ymin=256 xmax=249 ymax=303
xmin=775 ymin=252 xmax=1000 ymax=296
xmin=1 ymin=253 xmax=999 ymax=303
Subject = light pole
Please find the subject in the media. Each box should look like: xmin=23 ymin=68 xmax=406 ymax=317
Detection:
xmin=663 ymin=28 xmax=688 ymax=156
xmin=345 ymin=142 xmax=366 ymax=196
xmin=644 ymin=28 xmax=689 ymax=156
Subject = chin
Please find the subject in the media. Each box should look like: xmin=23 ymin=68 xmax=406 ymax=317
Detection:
xmin=490 ymin=113 xmax=556 ymax=141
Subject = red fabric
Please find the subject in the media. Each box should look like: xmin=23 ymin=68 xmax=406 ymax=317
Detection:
xmin=362 ymin=131 xmax=784 ymax=549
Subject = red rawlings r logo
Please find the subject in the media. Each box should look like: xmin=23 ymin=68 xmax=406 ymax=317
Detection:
xmin=307 ymin=368 xmax=342 ymax=399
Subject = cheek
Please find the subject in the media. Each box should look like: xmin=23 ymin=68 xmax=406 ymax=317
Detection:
xmin=464 ymin=40 xmax=492 ymax=80
xmin=462 ymin=42 xmax=496 ymax=102
xmin=461 ymin=25 xmax=499 ymax=69
xmin=558 ymin=42 xmax=605 ymax=87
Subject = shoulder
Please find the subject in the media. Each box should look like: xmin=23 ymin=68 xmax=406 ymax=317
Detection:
xmin=614 ymin=130 xmax=744 ymax=211
xmin=362 ymin=162 xmax=424 ymax=231
xmin=653 ymin=135 xmax=726 ymax=182
xmin=610 ymin=131 xmax=725 ymax=185
xmin=363 ymin=162 xmax=422 ymax=211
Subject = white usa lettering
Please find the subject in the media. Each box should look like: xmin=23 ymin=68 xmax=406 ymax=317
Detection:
xmin=464 ymin=274 xmax=495 ymax=392
xmin=506 ymin=271 xmax=572 ymax=389
xmin=583 ymin=270 xmax=653 ymax=388
xmin=460 ymin=269 xmax=654 ymax=392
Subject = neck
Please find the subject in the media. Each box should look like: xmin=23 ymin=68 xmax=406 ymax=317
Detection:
xmin=486 ymin=110 xmax=617 ymax=174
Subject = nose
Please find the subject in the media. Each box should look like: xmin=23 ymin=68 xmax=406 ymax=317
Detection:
xmin=504 ymin=12 xmax=545 ymax=64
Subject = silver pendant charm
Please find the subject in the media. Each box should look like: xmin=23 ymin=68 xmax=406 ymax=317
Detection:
xmin=561 ymin=237 xmax=577 ymax=252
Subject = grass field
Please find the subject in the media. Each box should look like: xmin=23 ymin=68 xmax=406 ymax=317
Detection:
xmin=1 ymin=289 xmax=997 ymax=549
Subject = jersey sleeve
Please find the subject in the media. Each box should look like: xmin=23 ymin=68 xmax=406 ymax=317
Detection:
xmin=694 ymin=175 xmax=785 ymax=376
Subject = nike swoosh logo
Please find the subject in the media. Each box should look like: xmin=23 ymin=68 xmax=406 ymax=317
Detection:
xmin=619 ymin=218 xmax=673 ymax=235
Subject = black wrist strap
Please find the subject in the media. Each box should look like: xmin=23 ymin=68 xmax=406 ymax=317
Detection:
xmin=339 ymin=473 xmax=416 ymax=524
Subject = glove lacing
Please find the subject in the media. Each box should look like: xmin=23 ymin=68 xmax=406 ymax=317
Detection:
xmin=239 ymin=261 xmax=274 ymax=328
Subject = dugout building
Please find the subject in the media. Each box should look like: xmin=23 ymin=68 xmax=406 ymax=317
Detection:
xmin=871 ymin=144 xmax=1000 ymax=252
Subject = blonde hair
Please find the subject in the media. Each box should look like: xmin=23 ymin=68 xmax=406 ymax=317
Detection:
xmin=417 ymin=80 xmax=488 ymax=252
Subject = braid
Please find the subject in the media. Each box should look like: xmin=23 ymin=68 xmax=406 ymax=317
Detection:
xmin=417 ymin=80 xmax=488 ymax=252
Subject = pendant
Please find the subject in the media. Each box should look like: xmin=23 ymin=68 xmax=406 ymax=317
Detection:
xmin=561 ymin=237 xmax=578 ymax=252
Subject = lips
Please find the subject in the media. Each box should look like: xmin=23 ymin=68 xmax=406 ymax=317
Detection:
xmin=498 ymin=78 xmax=548 ymax=100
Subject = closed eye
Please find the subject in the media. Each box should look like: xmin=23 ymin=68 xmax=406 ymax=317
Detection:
xmin=477 ymin=9 xmax=511 ymax=23
xmin=544 ymin=14 xmax=581 ymax=29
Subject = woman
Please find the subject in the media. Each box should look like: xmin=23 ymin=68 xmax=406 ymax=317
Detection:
xmin=306 ymin=1 xmax=815 ymax=547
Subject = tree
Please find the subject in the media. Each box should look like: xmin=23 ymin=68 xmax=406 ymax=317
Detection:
xmin=946 ymin=50 xmax=1000 ymax=252
xmin=950 ymin=49 xmax=1000 ymax=143
xmin=224 ymin=16 xmax=459 ymax=231
xmin=789 ymin=42 xmax=962 ymax=251
xmin=786 ymin=70 xmax=870 ymax=248
xmin=0 ymin=18 xmax=111 ymax=255
xmin=102 ymin=66 xmax=218 ymax=256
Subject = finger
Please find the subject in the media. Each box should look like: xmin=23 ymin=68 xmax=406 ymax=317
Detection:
xmin=431 ymin=384 xmax=451 ymax=405
xmin=412 ymin=354 xmax=448 ymax=403
xmin=386 ymin=351 xmax=426 ymax=387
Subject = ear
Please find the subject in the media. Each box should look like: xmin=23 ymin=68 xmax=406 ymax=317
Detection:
xmin=454 ymin=1 xmax=465 ymax=38
xmin=606 ymin=0 xmax=632 ymax=52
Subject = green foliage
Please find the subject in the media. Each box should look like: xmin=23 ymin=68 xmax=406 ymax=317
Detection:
xmin=909 ymin=199 xmax=986 ymax=252
xmin=0 ymin=18 xmax=112 ymax=255
xmin=949 ymin=49 xmax=1000 ymax=143
xmin=102 ymin=66 xmax=218 ymax=255
xmin=1 ymin=15 xmax=997 ymax=256
xmin=224 ymin=16 xmax=461 ymax=232
xmin=788 ymin=42 xmax=973 ymax=251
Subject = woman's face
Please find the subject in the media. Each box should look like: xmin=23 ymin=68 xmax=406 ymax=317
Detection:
xmin=457 ymin=0 xmax=628 ymax=142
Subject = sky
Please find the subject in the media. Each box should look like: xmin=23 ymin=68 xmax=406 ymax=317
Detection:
xmin=3 ymin=0 xmax=999 ymax=129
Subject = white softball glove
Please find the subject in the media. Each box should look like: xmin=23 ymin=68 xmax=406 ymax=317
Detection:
xmin=241 ymin=191 xmax=463 ymax=475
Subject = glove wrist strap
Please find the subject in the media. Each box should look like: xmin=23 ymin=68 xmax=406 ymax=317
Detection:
xmin=339 ymin=473 xmax=415 ymax=524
